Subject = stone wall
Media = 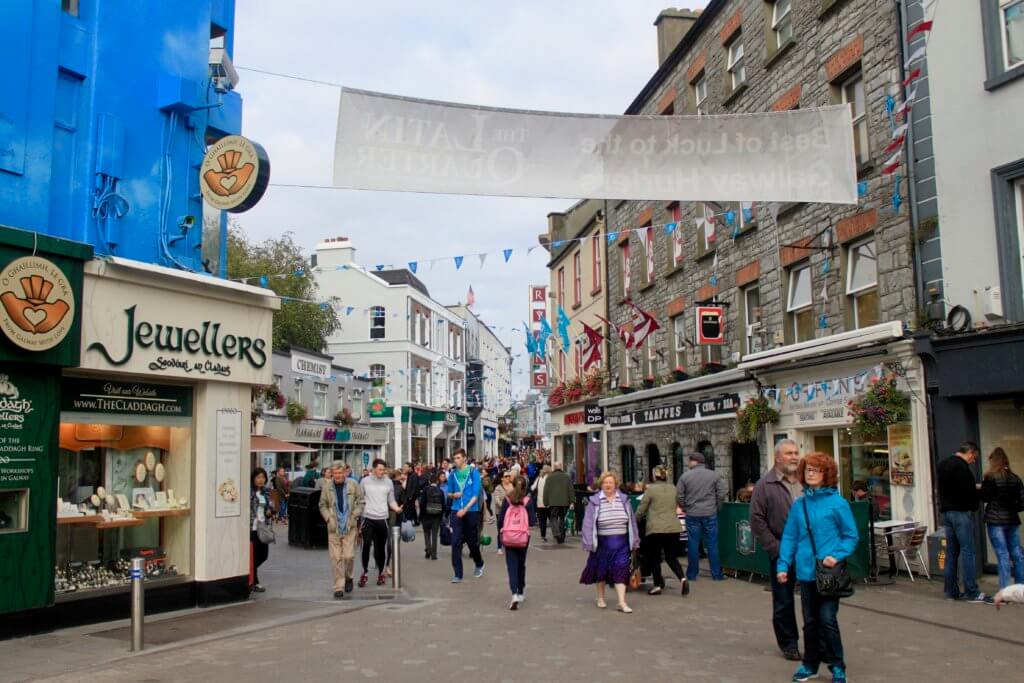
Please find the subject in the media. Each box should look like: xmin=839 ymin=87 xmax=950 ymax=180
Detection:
xmin=605 ymin=0 xmax=914 ymax=390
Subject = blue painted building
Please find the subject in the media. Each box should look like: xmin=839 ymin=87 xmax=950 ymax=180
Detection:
xmin=0 ymin=0 xmax=243 ymax=274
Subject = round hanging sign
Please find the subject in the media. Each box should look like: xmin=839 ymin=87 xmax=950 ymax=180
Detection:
xmin=0 ymin=256 xmax=76 ymax=351
xmin=199 ymin=135 xmax=271 ymax=213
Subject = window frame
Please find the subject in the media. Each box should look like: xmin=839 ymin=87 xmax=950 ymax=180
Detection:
xmin=270 ymin=374 xmax=284 ymax=413
xmin=558 ymin=266 xmax=566 ymax=309
xmin=369 ymin=305 xmax=386 ymax=340
xmin=572 ymin=251 xmax=582 ymax=306
xmin=643 ymin=224 xmax=655 ymax=284
xmin=772 ymin=0 xmax=793 ymax=49
xmin=787 ymin=263 xmax=814 ymax=342
xmin=292 ymin=378 xmax=303 ymax=403
xmin=841 ymin=71 xmax=869 ymax=168
xmin=591 ymin=233 xmax=602 ymax=294
xmin=1001 ymin=0 xmax=1024 ymax=71
xmin=694 ymin=76 xmax=708 ymax=116
xmin=369 ymin=363 xmax=386 ymax=380
xmin=727 ymin=36 xmax=746 ymax=90
xmin=742 ymin=283 xmax=762 ymax=356
xmin=697 ymin=202 xmax=717 ymax=256
xmin=313 ymin=382 xmax=329 ymax=419
xmin=672 ymin=315 xmax=687 ymax=369
xmin=668 ymin=202 xmax=685 ymax=269
xmin=621 ymin=241 xmax=631 ymax=298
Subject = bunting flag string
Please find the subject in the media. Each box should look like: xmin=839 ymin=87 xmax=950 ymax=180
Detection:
xmin=884 ymin=13 xmax=933 ymax=181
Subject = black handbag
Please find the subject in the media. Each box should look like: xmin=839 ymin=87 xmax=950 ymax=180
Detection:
xmin=802 ymin=498 xmax=853 ymax=598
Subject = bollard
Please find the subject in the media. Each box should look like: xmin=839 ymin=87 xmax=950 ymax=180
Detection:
xmin=130 ymin=557 xmax=145 ymax=652
xmin=391 ymin=525 xmax=401 ymax=590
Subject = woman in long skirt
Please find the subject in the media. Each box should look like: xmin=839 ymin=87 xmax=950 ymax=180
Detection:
xmin=580 ymin=471 xmax=640 ymax=613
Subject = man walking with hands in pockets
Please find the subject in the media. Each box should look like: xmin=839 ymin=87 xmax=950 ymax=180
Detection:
xmin=750 ymin=439 xmax=803 ymax=661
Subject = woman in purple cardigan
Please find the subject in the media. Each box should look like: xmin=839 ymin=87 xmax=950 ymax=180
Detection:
xmin=580 ymin=471 xmax=641 ymax=613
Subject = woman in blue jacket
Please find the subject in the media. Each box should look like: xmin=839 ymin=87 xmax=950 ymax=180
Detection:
xmin=777 ymin=453 xmax=859 ymax=683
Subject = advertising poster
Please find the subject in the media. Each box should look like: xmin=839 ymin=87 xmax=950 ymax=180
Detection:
xmin=887 ymin=423 xmax=914 ymax=486
xmin=215 ymin=409 xmax=242 ymax=518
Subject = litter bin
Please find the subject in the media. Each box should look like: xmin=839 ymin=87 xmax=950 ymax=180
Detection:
xmin=927 ymin=527 xmax=947 ymax=577
xmin=288 ymin=487 xmax=328 ymax=548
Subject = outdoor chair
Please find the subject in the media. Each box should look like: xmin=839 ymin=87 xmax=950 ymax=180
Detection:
xmin=888 ymin=524 xmax=931 ymax=581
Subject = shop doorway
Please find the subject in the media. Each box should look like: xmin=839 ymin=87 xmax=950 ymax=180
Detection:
xmin=646 ymin=444 xmax=662 ymax=482
xmin=809 ymin=431 xmax=836 ymax=459
xmin=620 ymin=445 xmax=637 ymax=485
xmin=671 ymin=442 xmax=685 ymax=485
xmin=731 ymin=441 xmax=761 ymax=493
xmin=697 ymin=440 xmax=715 ymax=470
xmin=574 ymin=433 xmax=587 ymax=485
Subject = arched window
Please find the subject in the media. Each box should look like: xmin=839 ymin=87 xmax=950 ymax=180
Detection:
xmin=620 ymin=445 xmax=637 ymax=486
xmin=645 ymin=443 xmax=661 ymax=482
xmin=671 ymin=442 xmax=685 ymax=484
xmin=696 ymin=439 xmax=715 ymax=470
xmin=370 ymin=306 xmax=386 ymax=339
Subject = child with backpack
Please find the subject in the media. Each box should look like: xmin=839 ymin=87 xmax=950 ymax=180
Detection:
xmin=497 ymin=475 xmax=537 ymax=610
xmin=419 ymin=473 xmax=447 ymax=560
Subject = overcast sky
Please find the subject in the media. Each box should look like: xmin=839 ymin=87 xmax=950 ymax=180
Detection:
xmin=233 ymin=1 xmax=708 ymax=400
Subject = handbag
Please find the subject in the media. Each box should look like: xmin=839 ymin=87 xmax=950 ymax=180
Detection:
xmin=256 ymin=520 xmax=276 ymax=544
xmin=802 ymin=498 xmax=852 ymax=598
xmin=628 ymin=550 xmax=642 ymax=590
xmin=401 ymin=519 xmax=416 ymax=543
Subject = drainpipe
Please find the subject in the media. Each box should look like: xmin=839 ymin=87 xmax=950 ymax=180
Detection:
xmin=895 ymin=0 xmax=927 ymax=316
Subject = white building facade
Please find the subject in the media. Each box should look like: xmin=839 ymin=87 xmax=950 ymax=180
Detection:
xmin=313 ymin=237 xmax=468 ymax=466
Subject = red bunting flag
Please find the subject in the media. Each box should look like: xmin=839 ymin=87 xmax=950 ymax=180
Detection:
xmin=596 ymin=314 xmax=634 ymax=349
xmin=628 ymin=300 xmax=661 ymax=349
xmin=467 ymin=285 xmax=475 ymax=307
xmin=581 ymin=323 xmax=605 ymax=371
xmin=907 ymin=20 xmax=932 ymax=41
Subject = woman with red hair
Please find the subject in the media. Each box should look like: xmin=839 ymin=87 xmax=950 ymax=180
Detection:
xmin=777 ymin=453 xmax=859 ymax=683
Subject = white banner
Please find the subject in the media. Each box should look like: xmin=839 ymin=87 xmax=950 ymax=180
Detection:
xmin=334 ymin=88 xmax=858 ymax=204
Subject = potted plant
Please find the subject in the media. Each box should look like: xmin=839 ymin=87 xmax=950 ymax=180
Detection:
xmin=334 ymin=407 xmax=355 ymax=427
xmin=260 ymin=384 xmax=285 ymax=411
xmin=584 ymin=368 xmax=607 ymax=396
xmin=847 ymin=375 xmax=911 ymax=439
xmin=673 ymin=366 xmax=689 ymax=382
xmin=735 ymin=395 xmax=781 ymax=443
xmin=285 ymin=399 xmax=308 ymax=424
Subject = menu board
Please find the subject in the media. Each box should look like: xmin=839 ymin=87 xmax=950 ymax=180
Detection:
xmin=214 ymin=409 xmax=242 ymax=518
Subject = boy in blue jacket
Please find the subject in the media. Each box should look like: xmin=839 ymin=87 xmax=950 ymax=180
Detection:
xmin=445 ymin=449 xmax=485 ymax=582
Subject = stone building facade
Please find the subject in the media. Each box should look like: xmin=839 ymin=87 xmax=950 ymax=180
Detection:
xmin=602 ymin=0 xmax=918 ymax=490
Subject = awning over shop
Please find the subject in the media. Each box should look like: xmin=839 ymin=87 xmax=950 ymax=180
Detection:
xmin=250 ymin=435 xmax=316 ymax=453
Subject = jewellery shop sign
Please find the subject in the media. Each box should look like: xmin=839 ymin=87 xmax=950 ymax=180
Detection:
xmin=79 ymin=274 xmax=273 ymax=385
xmin=608 ymin=393 xmax=741 ymax=430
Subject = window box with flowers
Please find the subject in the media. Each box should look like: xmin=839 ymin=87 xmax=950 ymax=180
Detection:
xmin=584 ymin=368 xmax=608 ymax=397
xmin=847 ymin=375 xmax=910 ymax=439
xmin=334 ymin=407 xmax=355 ymax=428
xmin=565 ymin=377 xmax=585 ymax=403
xmin=673 ymin=367 xmax=690 ymax=382
xmin=735 ymin=395 xmax=781 ymax=443
xmin=286 ymin=399 xmax=309 ymax=425
xmin=548 ymin=383 xmax=567 ymax=408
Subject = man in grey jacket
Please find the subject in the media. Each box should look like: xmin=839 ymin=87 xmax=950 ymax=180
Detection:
xmin=749 ymin=439 xmax=803 ymax=661
xmin=677 ymin=452 xmax=728 ymax=581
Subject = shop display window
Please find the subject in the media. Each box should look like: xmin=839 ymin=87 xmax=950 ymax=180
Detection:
xmin=55 ymin=422 xmax=192 ymax=598
xmin=0 ymin=489 xmax=28 ymax=533
xmin=838 ymin=428 xmax=891 ymax=521
xmin=979 ymin=400 xmax=1024 ymax=563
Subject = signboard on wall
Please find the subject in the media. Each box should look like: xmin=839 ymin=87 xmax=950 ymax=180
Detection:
xmin=61 ymin=377 xmax=193 ymax=417
xmin=291 ymin=351 xmax=331 ymax=379
xmin=528 ymin=286 xmax=548 ymax=390
xmin=887 ymin=423 xmax=914 ymax=486
xmin=214 ymin=409 xmax=242 ymax=518
xmin=607 ymin=393 xmax=742 ymax=429
xmin=696 ymin=306 xmax=725 ymax=345
xmin=199 ymin=135 xmax=271 ymax=213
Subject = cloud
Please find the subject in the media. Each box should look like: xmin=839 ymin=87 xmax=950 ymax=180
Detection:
xmin=232 ymin=0 xmax=708 ymax=399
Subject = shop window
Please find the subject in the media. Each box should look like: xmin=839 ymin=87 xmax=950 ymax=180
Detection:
xmin=0 ymin=489 xmax=28 ymax=533
xmin=771 ymin=0 xmax=792 ymax=49
xmin=591 ymin=233 xmax=602 ymax=294
xmin=57 ymin=421 xmax=193 ymax=597
xmin=292 ymin=378 xmax=303 ymax=403
xmin=841 ymin=72 xmax=869 ymax=168
xmin=845 ymin=237 xmax=880 ymax=329
xmin=370 ymin=305 xmax=386 ymax=339
xmin=620 ymin=445 xmax=637 ymax=485
xmin=742 ymin=283 xmax=763 ymax=356
xmin=727 ymin=35 xmax=746 ymax=91
xmin=980 ymin=399 xmax=1024 ymax=561
xmin=313 ymin=382 xmax=328 ymax=419
xmin=646 ymin=444 xmax=662 ymax=482
xmin=838 ymin=428 xmax=892 ymax=522
xmin=694 ymin=75 xmax=708 ymax=116
xmin=573 ymin=252 xmax=582 ymax=306
xmin=673 ymin=315 xmax=687 ymax=370
xmin=786 ymin=263 xmax=814 ymax=343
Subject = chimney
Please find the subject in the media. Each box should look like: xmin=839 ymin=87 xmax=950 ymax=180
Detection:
xmin=315 ymin=236 xmax=356 ymax=267
xmin=654 ymin=8 xmax=701 ymax=67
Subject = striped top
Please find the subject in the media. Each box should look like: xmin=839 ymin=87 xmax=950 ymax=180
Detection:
xmin=597 ymin=495 xmax=629 ymax=536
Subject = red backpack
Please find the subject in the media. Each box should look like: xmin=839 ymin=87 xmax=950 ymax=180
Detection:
xmin=501 ymin=497 xmax=531 ymax=548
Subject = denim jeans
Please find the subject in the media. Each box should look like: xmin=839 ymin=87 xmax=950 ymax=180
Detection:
xmin=944 ymin=511 xmax=980 ymax=599
xmin=799 ymin=581 xmax=844 ymax=671
xmin=548 ymin=506 xmax=568 ymax=543
xmin=450 ymin=510 xmax=484 ymax=579
xmin=685 ymin=515 xmax=723 ymax=580
xmin=987 ymin=524 xmax=1024 ymax=589
xmin=504 ymin=544 xmax=528 ymax=594
xmin=770 ymin=564 xmax=799 ymax=653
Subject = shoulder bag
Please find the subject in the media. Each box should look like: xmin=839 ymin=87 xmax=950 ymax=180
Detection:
xmin=802 ymin=498 xmax=853 ymax=598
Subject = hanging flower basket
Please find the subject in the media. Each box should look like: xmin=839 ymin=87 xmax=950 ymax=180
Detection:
xmin=334 ymin=407 xmax=355 ymax=428
xmin=285 ymin=399 xmax=308 ymax=424
xmin=584 ymin=368 xmax=608 ymax=396
xmin=548 ymin=383 xmax=567 ymax=407
xmin=566 ymin=377 xmax=585 ymax=403
xmin=735 ymin=395 xmax=780 ymax=443
xmin=847 ymin=376 xmax=910 ymax=439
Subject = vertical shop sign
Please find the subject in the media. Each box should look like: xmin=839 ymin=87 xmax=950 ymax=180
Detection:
xmin=887 ymin=423 xmax=914 ymax=486
xmin=215 ymin=409 xmax=242 ymax=518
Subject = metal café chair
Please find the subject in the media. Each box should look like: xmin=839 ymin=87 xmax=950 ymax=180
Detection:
xmin=888 ymin=524 xmax=931 ymax=581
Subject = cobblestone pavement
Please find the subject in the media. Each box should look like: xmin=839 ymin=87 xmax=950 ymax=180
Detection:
xmin=4 ymin=522 xmax=1023 ymax=683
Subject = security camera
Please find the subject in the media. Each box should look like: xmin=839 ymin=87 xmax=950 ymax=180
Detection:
xmin=209 ymin=46 xmax=239 ymax=93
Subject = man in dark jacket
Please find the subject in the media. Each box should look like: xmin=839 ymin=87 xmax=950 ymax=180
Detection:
xmin=937 ymin=442 xmax=984 ymax=601
xmin=403 ymin=463 xmax=423 ymax=525
xmin=543 ymin=463 xmax=574 ymax=544
xmin=749 ymin=439 xmax=803 ymax=661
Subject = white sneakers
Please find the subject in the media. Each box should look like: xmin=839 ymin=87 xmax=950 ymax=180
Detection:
xmin=509 ymin=593 xmax=525 ymax=609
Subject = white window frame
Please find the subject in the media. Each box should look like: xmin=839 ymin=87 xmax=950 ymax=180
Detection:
xmin=591 ymin=234 xmax=602 ymax=293
xmin=644 ymin=225 xmax=655 ymax=283
xmin=292 ymin=378 xmax=303 ymax=403
xmin=647 ymin=338 xmax=658 ymax=378
xmin=772 ymin=0 xmax=792 ymax=49
xmin=727 ymin=37 xmax=746 ymax=90
xmin=337 ymin=389 xmax=347 ymax=415
xmin=669 ymin=203 xmax=684 ymax=268
xmin=369 ymin=305 xmax=386 ymax=339
xmin=313 ymin=382 xmax=328 ymax=418
xmin=846 ymin=237 xmax=879 ymax=329
xmin=573 ymin=251 xmax=582 ymax=305
xmin=841 ymin=72 xmax=868 ymax=167
xmin=787 ymin=263 xmax=813 ymax=340
xmin=621 ymin=242 xmax=631 ymax=296
xmin=743 ymin=284 xmax=762 ymax=355
xmin=698 ymin=202 xmax=716 ymax=253
xmin=738 ymin=201 xmax=755 ymax=230
xmin=369 ymin=363 xmax=386 ymax=380
xmin=673 ymin=315 xmax=687 ymax=369
xmin=1002 ymin=0 xmax=1024 ymax=70
xmin=694 ymin=75 xmax=708 ymax=115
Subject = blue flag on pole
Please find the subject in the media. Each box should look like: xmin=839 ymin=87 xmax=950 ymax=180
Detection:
xmin=537 ymin=316 xmax=553 ymax=361
xmin=557 ymin=305 xmax=571 ymax=353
